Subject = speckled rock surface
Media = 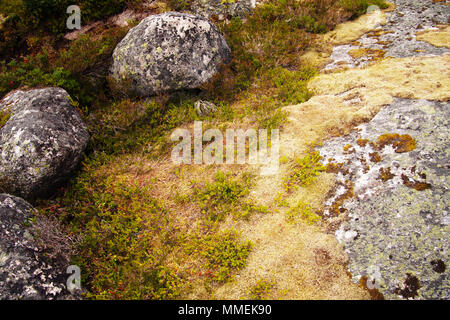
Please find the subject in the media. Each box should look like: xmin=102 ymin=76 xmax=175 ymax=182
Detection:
xmin=324 ymin=0 xmax=450 ymax=71
xmin=0 ymin=194 xmax=76 ymax=300
xmin=318 ymin=99 xmax=449 ymax=299
xmin=110 ymin=12 xmax=231 ymax=97
xmin=191 ymin=0 xmax=255 ymax=20
xmin=317 ymin=0 xmax=449 ymax=300
xmin=0 ymin=88 xmax=89 ymax=200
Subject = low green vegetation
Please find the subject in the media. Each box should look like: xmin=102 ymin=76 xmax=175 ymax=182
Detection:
xmin=184 ymin=230 xmax=253 ymax=283
xmin=194 ymin=171 xmax=267 ymax=221
xmin=286 ymin=201 xmax=321 ymax=225
xmin=249 ymin=278 xmax=276 ymax=300
xmin=54 ymin=162 xmax=254 ymax=298
xmin=283 ymin=150 xmax=326 ymax=193
xmin=340 ymin=0 xmax=389 ymax=18
xmin=0 ymin=26 xmax=128 ymax=106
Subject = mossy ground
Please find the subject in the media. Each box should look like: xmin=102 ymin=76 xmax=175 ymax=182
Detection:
xmin=0 ymin=0 xmax=395 ymax=299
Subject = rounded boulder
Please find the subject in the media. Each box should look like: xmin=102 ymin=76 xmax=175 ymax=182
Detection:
xmin=0 ymin=88 xmax=89 ymax=200
xmin=110 ymin=12 xmax=231 ymax=96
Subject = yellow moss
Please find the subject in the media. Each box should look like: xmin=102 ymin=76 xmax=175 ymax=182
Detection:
xmin=348 ymin=48 xmax=385 ymax=61
xmin=300 ymin=49 xmax=332 ymax=69
xmin=308 ymin=54 xmax=450 ymax=102
xmin=322 ymin=10 xmax=387 ymax=45
xmin=416 ymin=25 xmax=450 ymax=48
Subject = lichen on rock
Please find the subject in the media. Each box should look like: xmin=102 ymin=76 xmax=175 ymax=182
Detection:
xmin=318 ymin=98 xmax=449 ymax=299
xmin=0 ymin=87 xmax=89 ymax=200
xmin=0 ymin=194 xmax=79 ymax=300
xmin=110 ymin=11 xmax=231 ymax=97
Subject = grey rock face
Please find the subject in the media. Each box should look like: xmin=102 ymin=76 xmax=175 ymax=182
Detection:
xmin=110 ymin=12 xmax=231 ymax=97
xmin=319 ymin=98 xmax=449 ymax=299
xmin=0 ymin=194 xmax=76 ymax=300
xmin=0 ymin=88 xmax=89 ymax=200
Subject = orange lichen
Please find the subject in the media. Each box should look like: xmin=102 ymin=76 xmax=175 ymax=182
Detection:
xmin=401 ymin=174 xmax=432 ymax=191
xmin=356 ymin=138 xmax=369 ymax=147
xmin=326 ymin=162 xmax=345 ymax=174
xmin=379 ymin=167 xmax=394 ymax=182
xmin=369 ymin=152 xmax=382 ymax=163
xmin=329 ymin=181 xmax=354 ymax=217
xmin=376 ymin=134 xmax=417 ymax=153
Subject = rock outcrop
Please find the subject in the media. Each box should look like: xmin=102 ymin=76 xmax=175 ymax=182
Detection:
xmin=311 ymin=0 xmax=450 ymax=299
xmin=0 ymin=194 xmax=77 ymax=300
xmin=110 ymin=12 xmax=231 ymax=97
xmin=0 ymin=88 xmax=89 ymax=200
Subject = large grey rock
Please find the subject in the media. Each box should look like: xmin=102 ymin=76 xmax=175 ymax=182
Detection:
xmin=0 ymin=88 xmax=89 ymax=200
xmin=0 ymin=194 xmax=77 ymax=300
xmin=110 ymin=12 xmax=231 ymax=97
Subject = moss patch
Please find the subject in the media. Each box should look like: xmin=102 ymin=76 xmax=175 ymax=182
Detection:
xmin=416 ymin=25 xmax=450 ymax=48
xmin=0 ymin=108 xmax=10 ymax=128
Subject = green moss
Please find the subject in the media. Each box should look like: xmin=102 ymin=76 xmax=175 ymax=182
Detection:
xmin=193 ymin=231 xmax=253 ymax=283
xmin=249 ymin=278 xmax=276 ymax=300
xmin=194 ymin=171 xmax=267 ymax=221
xmin=286 ymin=201 xmax=321 ymax=225
xmin=0 ymin=109 xmax=10 ymax=128
xmin=283 ymin=150 xmax=326 ymax=193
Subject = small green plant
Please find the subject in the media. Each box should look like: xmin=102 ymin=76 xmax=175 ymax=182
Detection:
xmin=286 ymin=201 xmax=321 ymax=225
xmin=283 ymin=150 xmax=326 ymax=193
xmin=249 ymin=278 xmax=276 ymax=300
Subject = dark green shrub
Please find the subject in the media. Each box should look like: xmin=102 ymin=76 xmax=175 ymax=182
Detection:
xmin=22 ymin=0 xmax=128 ymax=33
xmin=339 ymin=0 xmax=389 ymax=18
